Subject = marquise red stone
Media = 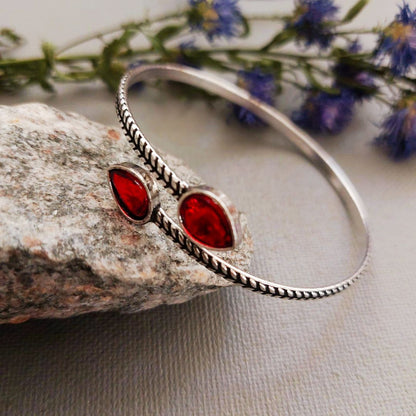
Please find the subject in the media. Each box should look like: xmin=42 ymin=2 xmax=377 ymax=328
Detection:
xmin=109 ymin=169 xmax=149 ymax=221
xmin=179 ymin=193 xmax=233 ymax=249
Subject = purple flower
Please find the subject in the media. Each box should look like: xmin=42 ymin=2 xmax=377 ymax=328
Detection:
xmin=288 ymin=0 xmax=339 ymax=49
xmin=375 ymin=2 xmax=416 ymax=76
xmin=375 ymin=98 xmax=416 ymax=159
xmin=347 ymin=39 xmax=361 ymax=54
xmin=188 ymin=0 xmax=243 ymax=41
xmin=333 ymin=41 xmax=377 ymax=100
xmin=233 ymin=67 xmax=276 ymax=126
xmin=176 ymin=40 xmax=200 ymax=68
xmin=292 ymin=89 xmax=356 ymax=134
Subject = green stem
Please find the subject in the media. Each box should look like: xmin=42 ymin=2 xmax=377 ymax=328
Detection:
xmin=282 ymin=76 xmax=306 ymax=90
xmin=246 ymin=13 xmax=288 ymax=21
xmin=1 ymin=29 xmax=414 ymax=100
xmin=53 ymin=70 xmax=97 ymax=82
xmin=0 ymin=57 xmax=45 ymax=66
xmin=208 ymin=48 xmax=337 ymax=62
xmin=0 ymin=48 xmax=154 ymax=68
xmin=373 ymin=94 xmax=391 ymax=106
xmin=55 ymin=11 xmax=186 ymax=56
xmin=335 ymin=28 xmax=379 ymax=36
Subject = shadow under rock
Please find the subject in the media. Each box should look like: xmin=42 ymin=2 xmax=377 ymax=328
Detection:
xmin=0 ymin=289 xmax=229 ymax=416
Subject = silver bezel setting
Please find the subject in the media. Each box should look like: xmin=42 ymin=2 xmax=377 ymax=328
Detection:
xmin=107 ymin=162 xmax=160 ymax=225
xmin=177 ymin=185 xmax=243 ymax=251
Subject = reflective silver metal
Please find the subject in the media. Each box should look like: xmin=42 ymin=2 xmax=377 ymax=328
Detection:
xmin=107 ymin=162 xmax=159 ymax=225
xmin=177 ymin=185 xmax=243 ymax=250
xmin=114 ymin=63 xmax=371 ymax=299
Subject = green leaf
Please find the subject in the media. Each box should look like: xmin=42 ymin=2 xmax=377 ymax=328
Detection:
xmin=303 ymin=64 xmax=339 ymax=94
xmin=0 ymin=28 xmax=23 ymax=46
xmin=149 ymin=24 xmax=184 ymax=55
xmin=102 ymin=29 xmax=136 ymax=62
xmin=342 ymin=0 xmax=369 ymax=23
xmin=336 ymin=75 xmax=377 ymax=95
xmin=97 ymin=61 xmax=125 ymax=91
xmin=225 ymin=50 xmax=247 ymax=66
xmin=261 ymin=28 xmax=295 ymax=51
xmin=240 ymin=15 xmax=250 ymax=38
xmin=41 ymin=42 xmax=56 ymax=69
xmin=121 ymin=22 xmax=144 ymax=32
xmin=148 ymin=36 xmax=164 ymax=54
xmin=257 ymin=60 xmax=283 ymax=79
xmin=188 ymin=51 xmax=229 ymax=71
xmin=154 ymin=24 xmax=183 ymax=43
xmin=96 ymin=28 xmax=136 ymax=91
xmin=39 ymin=78 xmax=55 ymax=92
xmin=331 ymin=47 xmax=370 ymax=60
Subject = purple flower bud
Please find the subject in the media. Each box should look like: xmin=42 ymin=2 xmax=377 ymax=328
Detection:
xmin=333 ymin=41 xmax=377 ymax=100
xmin=292 ymin=89 xmax=356 ymax=134
xmin=375 ymin=97 xmax=416 ymax=159
xmin=188 ymin=0 xmax=243 ymax=42
xmin=288 ymin=0 xmax=339 ymax=49
xmin=375 ymin=2 xmax=416 ymax=76
xmin=233 ymin=67 xmax=276 ymax=126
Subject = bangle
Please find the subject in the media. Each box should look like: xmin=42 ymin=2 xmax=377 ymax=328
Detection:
xmin=109 ymin=63 xmax=370 ymax=300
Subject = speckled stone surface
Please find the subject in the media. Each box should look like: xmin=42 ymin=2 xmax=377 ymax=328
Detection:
xmin=0 ymin=103 xmax=252 ymax=324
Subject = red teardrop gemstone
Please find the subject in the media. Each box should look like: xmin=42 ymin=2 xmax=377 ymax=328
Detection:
xmin=109 ymin=169 xmax=150 ymax=221
xmin=179 ymin=193 xmax=233 ymax=249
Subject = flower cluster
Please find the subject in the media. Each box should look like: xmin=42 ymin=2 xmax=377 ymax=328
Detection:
xmin=333 ymin=41 xmax=377 ymax=101
xmin=1 ymin=0 xmax=416 ymax=160
xmin=290 ymin=38 xmax=378 ymax=135
xmin=234 ymin=68 xmax=276 ymax=126
xmin=190 ymin=0 xmax=416 ymax=158
xmin=288 ymin=0 xmax=339 ymax=49
xmin=176 ymin=41 xmax=200 ymax=68
xmin=375 ymin=97 xmax=416 ymax=159
xmin=286 ymin=1 xmax=416 ymax=158
xmin=188 ymin=0 xmax=243 ymax=41
xmin=375 ymin=3 xmax=416 ymax=76
xmin=292 ymin=89 xmax=355 ymax=134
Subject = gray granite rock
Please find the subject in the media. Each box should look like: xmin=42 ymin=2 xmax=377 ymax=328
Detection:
xmin=0 ymin=103 xmax=252 ymax=324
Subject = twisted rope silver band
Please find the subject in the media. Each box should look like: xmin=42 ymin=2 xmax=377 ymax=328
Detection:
xmin=117 ymin=83 xmax=189 ymax=197
xmin=115 ymin=63 xmax=371 ymax=299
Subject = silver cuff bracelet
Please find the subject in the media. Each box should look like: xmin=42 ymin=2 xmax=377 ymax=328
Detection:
xmin=108 ymin=63 xmax=371 ymax=300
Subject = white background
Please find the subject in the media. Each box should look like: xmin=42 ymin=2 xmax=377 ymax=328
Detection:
xmin=1 ymin=1 xmax=415 ymax=415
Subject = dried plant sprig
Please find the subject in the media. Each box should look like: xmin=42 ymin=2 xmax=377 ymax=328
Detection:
xmin=1 ymin=0 xmax=416 ymax=160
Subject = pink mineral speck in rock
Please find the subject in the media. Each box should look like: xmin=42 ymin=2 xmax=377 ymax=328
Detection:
xmin=22 ymin=236 xmax=43 ymax=248
xmin=107 ymin=129 xmax=120 ymax=141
